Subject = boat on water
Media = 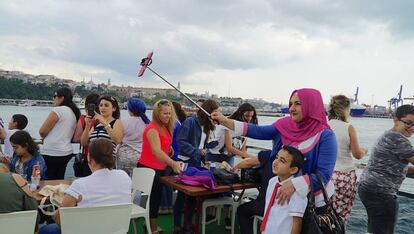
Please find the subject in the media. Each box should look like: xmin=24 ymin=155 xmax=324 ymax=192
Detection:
xmin=350 ymin=103 xmax=366 ymax=117
xmin=17 ymin=100 xmax=36 ymax=107
xmin=73 ymin=94 xmax=84 ymax=109
xmin=280 ymin=107 xmax=289 ymax=114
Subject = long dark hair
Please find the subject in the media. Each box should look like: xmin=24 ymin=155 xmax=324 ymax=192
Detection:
xmin=197 ymin=99 xmax=219 ymax=134
xmin=85 ymin=92 xmax=100 ymax=113
xmin=10 ymin=130 xmax=39 ymax=156
xmin=229 ymin=102 xmax=258 ymax=124
xmin=172 ymin=101 xmax=187 ymax=123
xmin=99 ymin=95 xmax=120 ymax=119
xmin=56 ymin=87 xmax=81 ymax=121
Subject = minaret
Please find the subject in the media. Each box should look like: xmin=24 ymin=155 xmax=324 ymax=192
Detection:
xmin=176 ymin=82 xmax=181 ymax=98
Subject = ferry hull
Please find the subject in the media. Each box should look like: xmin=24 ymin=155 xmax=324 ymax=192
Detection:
xmin=350 ymin=108 xmax=366 ymax=117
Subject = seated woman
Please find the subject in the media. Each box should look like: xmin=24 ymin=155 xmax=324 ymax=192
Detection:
xmin=39 ymin=138 xmax=132 ymax=234
xmin=0 ymin=172 xmax=38 ymax=213
xmin=207 ymin=102 xmax=258 ymax=166
xmin=9 ymin=130 xmax=47 ymax=181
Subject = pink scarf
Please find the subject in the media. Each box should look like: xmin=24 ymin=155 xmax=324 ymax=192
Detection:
xmin=274 ymin=88 xmax=329 ymax=146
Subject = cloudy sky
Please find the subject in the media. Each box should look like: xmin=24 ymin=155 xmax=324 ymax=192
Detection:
xmin=1 ymin=0 xmax=414 ymax=105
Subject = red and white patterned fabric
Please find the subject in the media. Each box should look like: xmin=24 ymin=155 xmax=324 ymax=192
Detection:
xmin=331 ymin=170 xmax=357 ymax=222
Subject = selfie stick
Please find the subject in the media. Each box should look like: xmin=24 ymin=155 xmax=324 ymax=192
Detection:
xmin=138 ymin=52 xmax=211 ymax=117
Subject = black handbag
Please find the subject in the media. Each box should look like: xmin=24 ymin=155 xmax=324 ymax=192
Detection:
xmin=73 ymin=145 xmax=85 ymax=177
xmin=213 ymin=168 xmax=240 ymax=185
xmin=301 ymin=173 xmax=345 ymax=234
xmin=240 ymin=167 xmax=262 ymax=184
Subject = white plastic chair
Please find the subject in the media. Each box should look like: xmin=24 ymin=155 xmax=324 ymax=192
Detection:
xmin=253 ymin=215 xmax=263 ymax=234
xmin=59 ymin=203 xmax=132 ymax=234
xmin=201 ymin=196 xmax=239 ymax=234
xmin=0 ymin=210 xmax=38 ymax=234
xmin=130 ymin=167 xmax=155 ymax=234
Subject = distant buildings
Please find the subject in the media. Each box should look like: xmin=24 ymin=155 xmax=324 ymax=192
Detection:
xmin=0 ymin=69 xmax=280 ymax=112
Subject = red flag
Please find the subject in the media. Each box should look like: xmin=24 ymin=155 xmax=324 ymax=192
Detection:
xmin=138 ymin=51 xmax=153 ymax=77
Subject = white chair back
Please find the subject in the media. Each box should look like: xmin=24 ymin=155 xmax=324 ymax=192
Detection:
xmin=60 ymin=203 xmax=132 ymax=234
xmin=130 ymin=167 xmax=155 ymax=234
xmin=132 ymin=167 xmax=155 ymax=195
xmin=0 ymin=210 xmax=38 ymax=234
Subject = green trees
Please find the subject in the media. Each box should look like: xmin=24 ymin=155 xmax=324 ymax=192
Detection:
xmin=0 ymin=77 xmax=64 ymax=100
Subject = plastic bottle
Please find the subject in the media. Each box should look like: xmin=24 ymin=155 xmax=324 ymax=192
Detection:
xmin=31 ymin=163 xmax=41 ymax=190
xmin=209 ymin=162 xmax=216 ymax=173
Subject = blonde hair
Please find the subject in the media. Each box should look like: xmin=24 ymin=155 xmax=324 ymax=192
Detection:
xmin=152 ymin=99 xmax=177 ymax=135
xmin=328 ymin=95 xmax=351 ymax=122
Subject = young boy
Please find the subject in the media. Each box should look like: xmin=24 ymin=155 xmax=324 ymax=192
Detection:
xmin=358 ymin=104 xmax=414 ymax=234
xmin=260 ymin=145 xmax=307 ymax=234
xmin=0 ymin=114 xmax=28 ymax=158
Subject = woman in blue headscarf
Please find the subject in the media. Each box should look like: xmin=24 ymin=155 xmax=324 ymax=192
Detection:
xmin=116 ymin=98 xmax=150 ymax=176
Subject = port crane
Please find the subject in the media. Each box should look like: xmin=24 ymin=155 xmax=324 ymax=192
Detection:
xmin=352 ymin=87 xmax=360 ymax=104
xmin=388 ymin=85 xmax=404 ymax=110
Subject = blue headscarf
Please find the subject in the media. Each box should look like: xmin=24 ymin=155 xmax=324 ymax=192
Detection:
xmin=127 ymin=98 xmax=150 ymax=124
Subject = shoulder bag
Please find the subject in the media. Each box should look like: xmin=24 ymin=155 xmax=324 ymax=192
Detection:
xmin=73 ymin=144 xmax=85 ymax=177
xmin=301 ymin=172 xmax=345 ymax=234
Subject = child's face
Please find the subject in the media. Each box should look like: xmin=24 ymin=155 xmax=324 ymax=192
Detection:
xmin=11 ymin=143 xmax=27 ymax=156
xmin=394 ymin=114 xmax=414 ymax=138
xmin=8 ymin=118 xmax=17 ymax=130
xmin=272 ymin=149 xmax=298 ymax=176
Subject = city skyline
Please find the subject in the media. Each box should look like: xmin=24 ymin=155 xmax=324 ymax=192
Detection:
xmin=1 ymin=1 xmax=414 ymax=105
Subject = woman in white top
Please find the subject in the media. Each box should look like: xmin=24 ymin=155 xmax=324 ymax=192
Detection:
xmin=38 ymin=138 xmax=131 ymax=234
xmin=328 ymin=94 xmax=367 ymax=222
xmin=39 ymin=87 xmax=80 ymax=179
xmin=116 ymin=98 xmax=150 ymax=176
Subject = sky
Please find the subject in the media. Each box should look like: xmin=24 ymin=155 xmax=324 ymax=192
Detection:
xmin=1 ymin=0 xmax=414 ymax=106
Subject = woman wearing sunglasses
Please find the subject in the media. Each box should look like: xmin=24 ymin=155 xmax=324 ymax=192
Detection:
xmin=39 ymin=87 xmax=80 ymax=179
xmin=358 ymin=104 xmax=414 ymax=234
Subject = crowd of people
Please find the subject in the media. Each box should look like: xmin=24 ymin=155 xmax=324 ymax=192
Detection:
xmin=0 ymin=86 xmax=413 ymax=234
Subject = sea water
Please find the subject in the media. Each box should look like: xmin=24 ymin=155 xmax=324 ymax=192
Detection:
xmin=1 ymin=105 xmax=413 ymax=233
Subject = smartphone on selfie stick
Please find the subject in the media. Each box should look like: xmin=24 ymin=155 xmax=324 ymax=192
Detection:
xmin=137 ymin=51 xmax=212 ymax=119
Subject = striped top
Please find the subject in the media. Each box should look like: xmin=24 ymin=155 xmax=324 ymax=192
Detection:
xmin=89 ymin=119 xmax=117 ymax=155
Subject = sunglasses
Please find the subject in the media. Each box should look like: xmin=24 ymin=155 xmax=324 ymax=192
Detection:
xmin=157 ymin=99 xmax=169 ymax=105
xmin=399 ymin=119 xmax=414 ymax=129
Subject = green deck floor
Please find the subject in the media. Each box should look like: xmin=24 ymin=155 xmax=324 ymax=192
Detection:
xmin=128 ymin=211 xmax=245 ymax=234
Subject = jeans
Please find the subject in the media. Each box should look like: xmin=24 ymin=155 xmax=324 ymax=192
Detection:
xmin=173 ymin=191 xmax=196 ymax=227
xmin=358 ymin=186 xmax=399 ymax=234
xmin=39 ymin=224 xmax=61 ymax=234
